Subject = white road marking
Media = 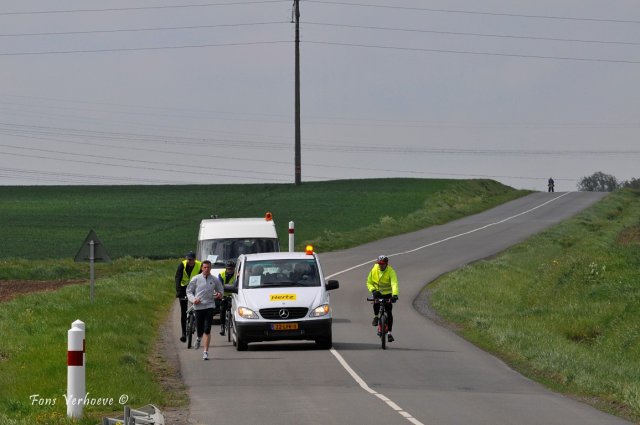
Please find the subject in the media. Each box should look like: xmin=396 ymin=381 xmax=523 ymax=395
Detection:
xmin=327 ymin=192 xmax=573 ymax=424
xmin=331 ymin=349 xmax=426 ymax=425
xmin=329 ymin=347 xmax=377 ymax=394
xmin=326 ymin=192 xmax=571 ymax=280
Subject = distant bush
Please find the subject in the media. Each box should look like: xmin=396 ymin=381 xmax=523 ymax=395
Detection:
xmin=621 ymin=177 xmax=640 ymax=190
xmin=577 ymin=171 xmax=619 ymax=192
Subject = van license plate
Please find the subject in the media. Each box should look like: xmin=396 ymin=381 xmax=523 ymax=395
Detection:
xmin=271 ymin=323 xmax=299 ymax=330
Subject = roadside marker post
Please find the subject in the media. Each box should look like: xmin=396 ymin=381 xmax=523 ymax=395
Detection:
xmin=74 ymin=230 xmax=111 ymax=302
xmin=289 ymin=221 xmax=295 ymax=252
xmin=67 ymin=320 xmax=86 ymax=419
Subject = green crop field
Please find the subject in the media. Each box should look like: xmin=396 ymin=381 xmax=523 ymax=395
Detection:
xmin=0 ymin=178 xmax=523 ymax=261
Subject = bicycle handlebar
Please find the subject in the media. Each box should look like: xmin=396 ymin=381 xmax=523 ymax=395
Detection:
xmin=366 ymin=297 xmax=397 ymax=303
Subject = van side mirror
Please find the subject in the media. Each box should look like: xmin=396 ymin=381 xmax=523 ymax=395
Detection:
xmin=224 ymin=285 xmax=237 ymax=294
xmin=325 ymin=280 xmax=339 ymax=291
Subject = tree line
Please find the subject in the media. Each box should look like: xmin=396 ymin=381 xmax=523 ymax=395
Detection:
xmin=578 ymin=171 xmax=640 ymax=192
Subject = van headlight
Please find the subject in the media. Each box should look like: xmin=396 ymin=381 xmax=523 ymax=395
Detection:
xmin=237 ymin=307 xmax=259 ymax=319
xmin=310 ymin=304 xmax=330 ymax=317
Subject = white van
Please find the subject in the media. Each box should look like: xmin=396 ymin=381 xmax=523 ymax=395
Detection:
xmin=226 ymin=249 xmax=339 ymax=351
xmin=196 ymin=213 xmax=280 ymax=275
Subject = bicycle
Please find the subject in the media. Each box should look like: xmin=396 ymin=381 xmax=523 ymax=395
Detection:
xmin=222 ymin=295 xmax=232 ymax=342
xmin=367 ymin=296 xmax=396 ymax=349
xmin=185 ymin=303 xmax=196 ymax=349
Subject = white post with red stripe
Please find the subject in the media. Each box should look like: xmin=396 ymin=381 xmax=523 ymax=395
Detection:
xmin=288 ymin=221 xmax=295 ymax=252
xmin=67 ymin=319 xmax=86 ymax=419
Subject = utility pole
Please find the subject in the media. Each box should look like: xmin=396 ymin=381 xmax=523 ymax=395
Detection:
xmin=293 ymin=0 xmax=301 ymax=185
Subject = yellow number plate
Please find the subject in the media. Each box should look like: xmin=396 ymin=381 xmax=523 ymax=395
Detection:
xmin=270 ymin=294 xmax=296 ymax=301
xmin=271 ymin=323 xmax=299 ymax=331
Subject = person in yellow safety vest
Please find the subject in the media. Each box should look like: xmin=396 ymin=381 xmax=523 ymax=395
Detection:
xmin=217 ymin=260 xmax=236 ymax=336
xmin=366 ymin=255 xmax=399 ymax=343
xmin=175 ymin=251 xmax=202 ymax=342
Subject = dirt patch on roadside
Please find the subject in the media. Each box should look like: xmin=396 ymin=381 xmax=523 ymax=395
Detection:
xmin=0 ymin=279 xmax=84 ymax=302
xmin=617 ymin=225 xmax=640 ymax=246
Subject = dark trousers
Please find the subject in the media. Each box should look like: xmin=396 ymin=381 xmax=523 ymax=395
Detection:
xmin=178 ymin=297 xmax=188 ymax=336
xmin=219 ymin=297 xmax=230 ymax=328
xmin=373 ymin=295 xmax=394 ymax=332
xmin=195 ymin=308 xmax=214 ymax=337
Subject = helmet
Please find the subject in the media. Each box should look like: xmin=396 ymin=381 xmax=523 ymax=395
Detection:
xmin=376 ymin=255 xmax=388 ymax=265
xmin=225 ymin=260 xmax=236 ymax=268
xmin=185 ymin=251 xmax=196 ymax=260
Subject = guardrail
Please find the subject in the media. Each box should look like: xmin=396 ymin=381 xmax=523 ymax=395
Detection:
xmin=102 ymin=404 xmax=164 ymax=425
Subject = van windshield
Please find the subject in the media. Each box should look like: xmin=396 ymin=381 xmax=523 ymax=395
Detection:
xmin=243 ymin=259 xmax=320 ymax=288
xmin=198 ymin=238 xmax=279 ymax=266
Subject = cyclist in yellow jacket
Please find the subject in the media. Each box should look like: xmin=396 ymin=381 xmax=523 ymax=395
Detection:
xmin=175 ymin=251 xmax=202 ymax=342
xmin=366 ymin=255 xmax=399 ymax=342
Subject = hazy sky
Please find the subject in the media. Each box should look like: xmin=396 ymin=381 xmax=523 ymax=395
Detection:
xmin=1 ymin=0 xmax=638 ymax=191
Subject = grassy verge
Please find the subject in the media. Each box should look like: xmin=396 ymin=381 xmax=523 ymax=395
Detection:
xmin=429 ymin=189 xmax=640 ymax=422
xmin=0 ymin=259 xmax=179 ymax=425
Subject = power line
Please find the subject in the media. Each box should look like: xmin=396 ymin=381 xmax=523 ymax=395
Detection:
xmin=0 ymin=40 xmax=290 ymax=56
xmin=0 ymin=1 xmax=288 ymax=16
xmin=304 ymin=22 xmax=640 ymax=46
xmin=0 ymin=123 xmax=288 ymax=150
xmin=0 ymin=127 xmax=619 ymax=184
xmin=306 ymin=1 xmax=640 ymax=25
xmin=2 ymin=124 xmax=639 ymax=157
xmin=0 ymin=102 xmax=291 ymax=127
xmin=305 ymin=40 xmax=640 ymax=64
xmin=0 ymin=166 xmax=184 ymax=185
xmin=0 ymin=142 xmax=302 ymax=179
xmin=0 ymin=164 xmax=577 ymax=185
xmin=3 ymin=38 xmax=637 ymax=63
xmin=3 ymin=19 xmax=636 ymax=47
xmin=0 ymin=149 xmax=293 ymax=182
xmin=0 ymin=22 xmax=288 ymax=37
xmin=0 ymin=93 xmax=289 ymax=119
xmin=3 ymin=39 xmax=635 ymax=63
xmin=1 ymin=94 xmax=638 ymax=131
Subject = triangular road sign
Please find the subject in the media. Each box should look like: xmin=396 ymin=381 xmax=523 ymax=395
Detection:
xmin=74 ymin=230 xmax=111 ymax=263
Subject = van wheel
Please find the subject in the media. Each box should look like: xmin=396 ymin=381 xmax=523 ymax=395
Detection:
xmin=236 ymin=337 xmax=248 ymax=351
xmin=315 ymin=332 xmax=332 ymax=349
xmin=235 ymin=327 xmax=248 ymax=351
xmin=231 ymin=327 xmax=238 ymax=348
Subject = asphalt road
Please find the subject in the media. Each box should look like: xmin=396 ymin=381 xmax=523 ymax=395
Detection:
xmin=171 ymin=191 xmax=631 ymax=425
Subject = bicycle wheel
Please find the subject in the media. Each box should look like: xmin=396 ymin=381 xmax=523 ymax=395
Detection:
xmin=379 ymin=313 xmax=387 ymax=350
xmin=186 ymin=312 xmax=195 ymax=349
xmin=225 ymin=310 xmax=232 ymax=342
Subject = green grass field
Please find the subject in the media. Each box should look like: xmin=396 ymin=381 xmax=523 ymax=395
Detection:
xmin=429 ymin=188 xmax=640 ymax=422
xmin=0 ymin=178 xmax=528 ymax=424
xmin=0 ymin=258 xmax=179 ymax=425
xmin=0 ymin=178 xmax=523 ymax=261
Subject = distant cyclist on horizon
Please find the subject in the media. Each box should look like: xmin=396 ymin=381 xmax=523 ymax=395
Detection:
xmin=366 ymin=255 xmax=399 ymax=343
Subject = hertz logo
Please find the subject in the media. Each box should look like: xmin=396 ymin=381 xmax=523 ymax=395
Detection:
xmin=269 ymin=294 xmax=296 ymax=301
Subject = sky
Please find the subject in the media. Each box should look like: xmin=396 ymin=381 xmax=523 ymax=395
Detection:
xmin=1 ymin=0 xmax=638 ymax=191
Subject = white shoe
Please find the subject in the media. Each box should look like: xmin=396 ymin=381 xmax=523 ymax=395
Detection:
xmin=194 ymin=338 xmax=201 ymax=349
xmin=202 ymin=351 xmax=209 ymax=360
